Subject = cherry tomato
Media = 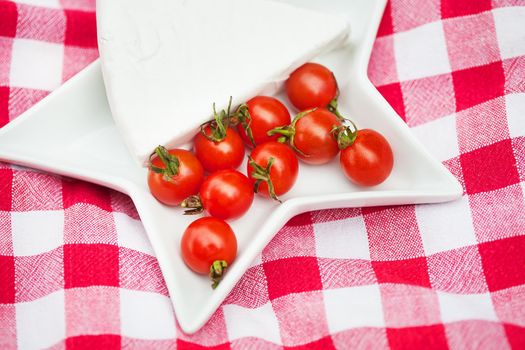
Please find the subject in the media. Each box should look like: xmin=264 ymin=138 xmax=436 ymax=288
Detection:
xmin=194 ymin=125 xmax=245 ymax=172
xmin=286 ymin=63 xmax=337 ymax=111
xmin=247 ymin=141 xmax=298 ymax=201
xmin=148 ymin=146 xmax=204 ymax=206
xmin=292 ymin=108 xmax=342 ymax=165
xmin=183 ymin=169 xmax=254 ymax=220
xmin=181 ymin=217 xmax=237 ymax=288
xmin=269 ymin=108 xmax=341 ymax=164
xmin=236 ymin=96 xmax=291 ymax=147
xmin=339 ymin=129 xmax=393 ymax=186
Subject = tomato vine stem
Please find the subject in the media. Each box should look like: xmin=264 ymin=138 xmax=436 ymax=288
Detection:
xmin=248 ymin=156 xmax=280 ymax=202
xmin=148 ymin=145 xmax=180 ymax=183
xmin=233 ymin=104 xmax=256 ymax=147
xmin=200 ymin=97 xmax=233 ymax=142
xmin=210 ymin=260 xmax=228 ymax=289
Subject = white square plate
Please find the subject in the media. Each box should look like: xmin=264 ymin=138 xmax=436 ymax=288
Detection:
xmin=0 ymin=0 xmax=461 ymax=334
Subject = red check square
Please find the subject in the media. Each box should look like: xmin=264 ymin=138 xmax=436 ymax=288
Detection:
xmin=264 ymin=257 xmax=323 ymax=300
xmin=62 ymin=179 xmax=112 ymax=211
xmin=66 ymin=335 xmax=121 ymax=350
xmin=376 ymin=82 xmax=406 ymax=122
xmin=64 ymin=244 xmax=119 ymax=288
xmin=0 ymin=255 xmax=15 ymax=303
xmin=478 ymin=235 xmax=525 ymax=291
xmin=377 ymin=0 xmax=393 ymax=37
xmin=0 ymin=168 xmax=12 ymax=211
xmin=452 ymin=61 xmax=505 ymax=112
xmin=0 ymin=2 xmax=17 ymax=38
xmin=504 ymin=324 xmax=525 ymax=350
xmin=0 ymin=87 xmax=9 ymax=128
xmin=460 ymin=139 xmax=520 ymax=194
xmin=387 ymin=325 xmax=448 ymax=350
xmin=373 ymin=257 xmax=431 ymax=288
xmin=64 ymin=10 xmax=97 ymax=48
xmin=441 ymin=0 xmax=492 ymax=19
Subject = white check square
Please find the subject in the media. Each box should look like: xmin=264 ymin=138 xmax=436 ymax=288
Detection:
xmin=416 ymin=196 xmax=476 ymax=255
xmin=16 ymin=290 xmax=65 ymax=350
xmin=120 ymin=289 xmax=176 ymax=339
xmin=412 ymin=114 xmax=459 ymax=162
xmin=10 ymin=39 xmax=63 ymax=91
xmin=14 ymin=0 xmax=60 ymax=8
xmin=223 ymin=302 xmax=281 ymax=344
xmin=324 ymin=285 xmax=384 ymax=333
xmin=114 ymin=212 xmax=154 ymax=255
xmin=12 ymin=210 xmax=64 ymax=256
xmin=505 ymin=93 xmax=525 ymax=138
xmin=314 ymin=216 xmax=370 ymax=260
xmin=394 ymin=21 xmax=451 ymax=81
xmin=494 ymin=7 xmax=525 ymax=60
xmin=438 ymin=291 xmax=497 ymax=323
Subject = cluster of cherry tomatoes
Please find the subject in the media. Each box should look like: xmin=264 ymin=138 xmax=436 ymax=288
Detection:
xmin=147 ymin=62 xmax=394 ymax=288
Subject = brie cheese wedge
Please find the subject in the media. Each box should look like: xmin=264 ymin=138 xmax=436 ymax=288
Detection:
xmin=97 ymin=0 xmax=350 ymax=165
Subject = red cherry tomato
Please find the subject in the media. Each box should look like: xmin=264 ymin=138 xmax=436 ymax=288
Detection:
xmin=286 ymin=63 xmax=338 ymax=111
xmin=292 ymin=108 xmax=342 ymax=165
xmin=236 ymin=96 xmax=291 ymax=147
xmin=247 ymin=141 xmax=298 ymax=201
xmin=148 ymin=146 xmax=204 ymax=206
xmin=339 ymin=129 xmax=393 ymax=186
xmin=194 ymin=125 xmax=245 ymax=172
xmin=199 ymin=169 xmax=254 ymax=220
xmin=181 ymin=217 xmax=237 ymax=288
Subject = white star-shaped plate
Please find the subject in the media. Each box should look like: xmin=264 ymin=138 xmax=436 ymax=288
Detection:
xmin=0 ymin=0 xmax=461 ymax=334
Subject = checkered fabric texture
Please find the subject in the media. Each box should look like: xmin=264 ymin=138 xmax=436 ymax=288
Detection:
xmin=1 ymin=0 xmax=525 ymax=348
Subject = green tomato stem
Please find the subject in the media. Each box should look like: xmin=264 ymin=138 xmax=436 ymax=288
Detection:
xmin=210 ymin=260 xmax=228 ymax=289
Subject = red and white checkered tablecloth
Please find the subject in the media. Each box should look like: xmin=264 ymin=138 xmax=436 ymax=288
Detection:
xmin=1 ymin=0 xmax=525 ymax=349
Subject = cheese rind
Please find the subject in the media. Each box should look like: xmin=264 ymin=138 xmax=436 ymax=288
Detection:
xmin=97 ymin=0 xmax=350 ymax=165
